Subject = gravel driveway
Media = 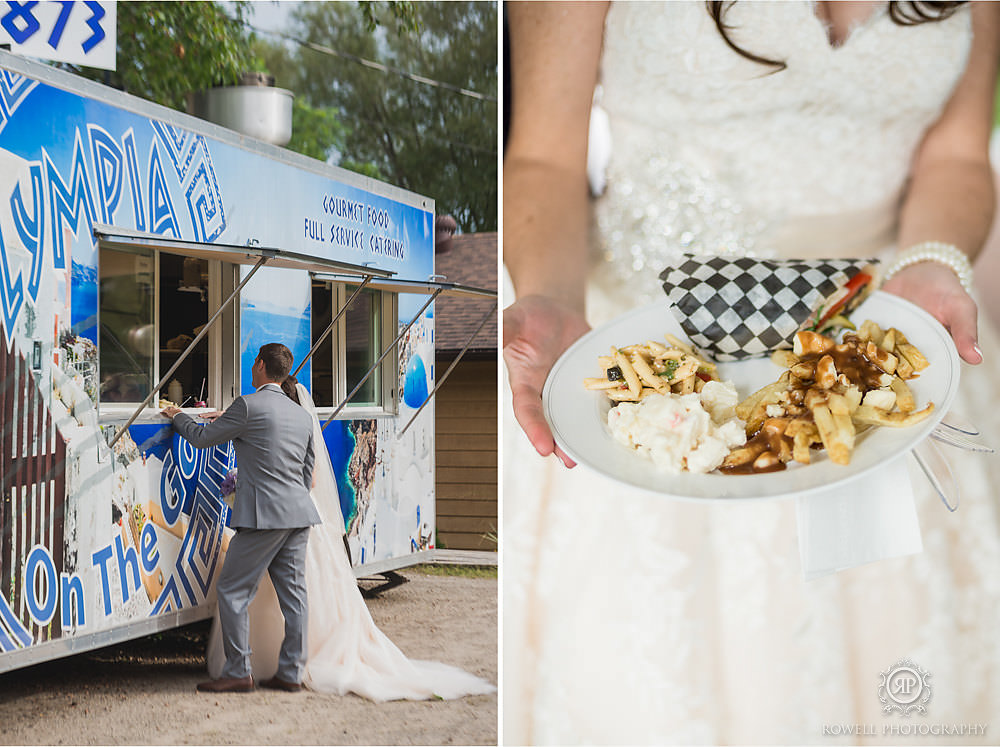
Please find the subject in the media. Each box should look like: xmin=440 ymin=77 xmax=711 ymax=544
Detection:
xmin=0 ymin=568 xmax=497 ymax=746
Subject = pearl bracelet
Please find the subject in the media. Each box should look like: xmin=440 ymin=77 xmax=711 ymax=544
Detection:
xmin=881 ymin=241 xmax=974 ymax=294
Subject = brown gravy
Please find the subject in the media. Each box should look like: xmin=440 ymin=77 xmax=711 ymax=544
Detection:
xmin=720 ymin=418 xmax=797 ymax=474
xmin=721 ymin=335 xmax=888 ymax=475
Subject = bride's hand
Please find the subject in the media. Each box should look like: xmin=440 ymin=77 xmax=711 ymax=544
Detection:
xmin=503 ymin=295 xmax=591 ymax=467
xmin=881 ymin=262 xmax=982 ymax=364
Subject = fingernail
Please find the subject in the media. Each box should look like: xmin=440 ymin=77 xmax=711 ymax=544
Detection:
xmin=973 ymin=342 xmax=983 ymax=362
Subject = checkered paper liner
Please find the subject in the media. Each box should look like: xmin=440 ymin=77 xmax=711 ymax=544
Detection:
xmin=659 ymin=255 xmax=879 ymax=361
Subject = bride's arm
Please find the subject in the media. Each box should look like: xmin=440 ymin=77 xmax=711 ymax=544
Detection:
xmin=504 ymin=1 xmax=607 ymax=309
xmin=883 ymin=2 xmax=1000 ymax=365
xmin=503 ymin=1 xmax=608 ymax=465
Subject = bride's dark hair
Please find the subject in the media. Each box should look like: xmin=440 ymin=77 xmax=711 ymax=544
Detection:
xmin=281 ymin=374 xmax=301 ymax=405
xmin=707 ymin=1 xmax=967 ymax=72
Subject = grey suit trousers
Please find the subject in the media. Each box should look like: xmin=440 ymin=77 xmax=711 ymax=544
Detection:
xmin=217 ymin=527 xmax=311 ymax=682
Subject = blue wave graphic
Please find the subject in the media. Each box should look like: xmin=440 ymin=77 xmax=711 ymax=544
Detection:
xmin=323 ymin=420 xmax=357 ymax=532
xmin=240 ymin=302 xmax=311 ymax=395
xmin=71 ymin=260 xmax=97 ymax=342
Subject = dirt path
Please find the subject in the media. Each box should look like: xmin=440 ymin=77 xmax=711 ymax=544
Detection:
xmin=0 ymin=569 xmax=497 ymax=746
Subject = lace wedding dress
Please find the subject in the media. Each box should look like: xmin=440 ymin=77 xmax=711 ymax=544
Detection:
xmin=504 ymin=3 xmax=1000 ymax=744
xmin=206 ymin=383 xmax=496 ymax=701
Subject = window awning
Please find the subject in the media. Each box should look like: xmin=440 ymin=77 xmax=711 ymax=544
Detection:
xmin=95 ymin=225 xmax=496 ymax=448
xmin=308 ymin=275 xmax=496 ymax=431
xmin=97 ymin=225 xmax=394 ymax=450
xmin=94 ymin=225 xmax=396 ymax=279
xmin=321 ymin=287 xmax=444 ymax=429
xmin=311 ymin=272 xmax=496 ymax=300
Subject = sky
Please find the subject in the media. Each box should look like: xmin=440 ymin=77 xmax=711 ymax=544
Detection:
xmin=221 ymin=0 xmax=298 ymax=33
xmin=244 ymin=0 xmax=297 ymax=31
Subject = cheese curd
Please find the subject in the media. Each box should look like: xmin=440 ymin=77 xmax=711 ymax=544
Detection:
xmin=607 ymin=380 xmax=746 ymax=474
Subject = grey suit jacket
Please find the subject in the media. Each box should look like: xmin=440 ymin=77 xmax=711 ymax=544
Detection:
xmin=172 ymin=383 xmax=321 ymax=529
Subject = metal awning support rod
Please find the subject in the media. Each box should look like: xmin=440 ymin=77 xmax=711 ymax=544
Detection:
xmin=107 ymin=253 xmax=273 ymax=450
xmin=290 ymin=275 xmax=373 ymax=378
xmin=396 ymin=300 xmax=497 ymax=440
xmin=93 ymin=224 xmax=395 ymax=279
xmin=321 ymin=289 xmax=444 ymax=431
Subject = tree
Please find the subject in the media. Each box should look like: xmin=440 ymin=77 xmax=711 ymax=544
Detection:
xmin=256 ymin=2 xmax=498 ymax=232
xmin=64 ymin=1 xmax=257 ymax=112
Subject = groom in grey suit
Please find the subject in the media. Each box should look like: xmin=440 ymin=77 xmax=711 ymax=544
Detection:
xmin=161 ymin=342 xmax=321 ymax=693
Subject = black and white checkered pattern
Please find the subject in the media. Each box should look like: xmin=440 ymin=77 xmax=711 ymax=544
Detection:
xmin=659 ymin=255 xmax=878 ymax=361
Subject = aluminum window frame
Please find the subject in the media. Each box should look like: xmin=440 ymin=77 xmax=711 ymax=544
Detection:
xmin=311 ymin=278 xmax=398 ymax=416
xmin=97 ymin=245 xmax=242 ymax=418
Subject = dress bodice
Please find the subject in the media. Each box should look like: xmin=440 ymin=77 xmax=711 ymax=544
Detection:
xmin=591 ymin=0 xmax=971 ymax=305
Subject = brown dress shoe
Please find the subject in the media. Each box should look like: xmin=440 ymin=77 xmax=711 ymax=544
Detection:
xmin=196 ymin=675 xmax=254 ymax=693
xmin=259 ymin=676 xmax=302 ymax=692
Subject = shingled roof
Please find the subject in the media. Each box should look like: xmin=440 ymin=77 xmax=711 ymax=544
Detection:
xmin=434 ymin=232 xmax=498 ymax=355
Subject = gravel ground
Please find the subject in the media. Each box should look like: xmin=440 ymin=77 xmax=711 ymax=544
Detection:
xmin=0 ymin=568 xmax=497 ymax=746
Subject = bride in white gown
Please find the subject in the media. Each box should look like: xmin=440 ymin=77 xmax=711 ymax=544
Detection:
xmin=206 ymin=382 xmax=495 ymax=701
xmin=504 ymin=1 xmax=1000 ymax=744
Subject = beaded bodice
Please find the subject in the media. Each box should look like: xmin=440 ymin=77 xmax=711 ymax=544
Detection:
xmin=590 ymin=1 xmax=971 ymax=306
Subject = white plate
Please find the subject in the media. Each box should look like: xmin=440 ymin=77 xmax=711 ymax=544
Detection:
xmin=542 ymin=291 xmax=961 ymax=501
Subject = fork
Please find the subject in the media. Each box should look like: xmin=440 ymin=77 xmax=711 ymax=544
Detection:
xmin=930 ymin=427 xmax=995 ymax=453
xmin=929 ymin=413 xmax=994 ymax=454
xmin=935 ymin=412 xmax=979 ymax=436
xmin=915 ymin=414 xmax=993 ymax=512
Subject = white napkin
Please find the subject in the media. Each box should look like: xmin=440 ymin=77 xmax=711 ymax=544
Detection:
xmin=796 ymin=454 xmax=922 ymax=580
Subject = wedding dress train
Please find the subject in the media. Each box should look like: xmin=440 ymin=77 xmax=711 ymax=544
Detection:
xmin=206 ymin=383 xmax=495 ymax=701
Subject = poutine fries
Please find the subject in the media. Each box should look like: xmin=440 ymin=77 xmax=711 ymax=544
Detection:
xmin=722 ymin=320 xmax=933 ymax=473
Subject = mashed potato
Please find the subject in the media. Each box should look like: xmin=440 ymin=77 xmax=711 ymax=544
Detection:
xmin=607 ymin=380 xmax=746 ymax=473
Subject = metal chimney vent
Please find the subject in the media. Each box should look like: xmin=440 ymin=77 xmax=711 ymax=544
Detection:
xmin=191 ymin=72 xmax=293 ymax=146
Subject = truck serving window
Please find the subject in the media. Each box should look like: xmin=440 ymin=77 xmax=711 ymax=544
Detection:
xmin=158 ymin=253 xmax=210 ymax=406
xmin=98 ymin=247 xmax=155 ymax=403
xmin=99 ymin=247 xmax=235 ymax=409
xmin=311 ymin=280 xmax=396 ymax=412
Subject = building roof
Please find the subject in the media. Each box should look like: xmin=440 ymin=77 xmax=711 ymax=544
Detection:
xmin=434 ymin=232 xmax=498 ymax=354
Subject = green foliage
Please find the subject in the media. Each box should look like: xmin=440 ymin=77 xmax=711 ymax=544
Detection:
xmin=358 ymin=1 xmax=421 ymax=33
xmin=65 ymin=1 xmax=257 ymax=111
xmin=995 ymin=77 xmax=1000 ymax=127
xmin=286 ymin=98 xmax=384 ymax=180
xmin=257 ymin=1 xmax=498 ymax=232
xmin=340 ymin=158 xmax=385 ymax=181
xmin=287 ymin=98 xmax=347 ymax=162
xmin=63 ymin=0 xmax=497 ymax=231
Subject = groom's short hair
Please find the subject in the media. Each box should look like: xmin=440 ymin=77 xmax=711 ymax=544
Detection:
xmin=257 ymin=343 xmax=294 ymax=381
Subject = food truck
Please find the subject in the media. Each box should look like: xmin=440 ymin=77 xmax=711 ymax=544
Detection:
xmin=0 ymin=51 xmax=494 ymax=672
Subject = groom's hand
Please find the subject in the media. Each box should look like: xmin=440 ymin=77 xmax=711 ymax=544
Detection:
xmin=160 ymin=406 xmax=182 ymax=419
